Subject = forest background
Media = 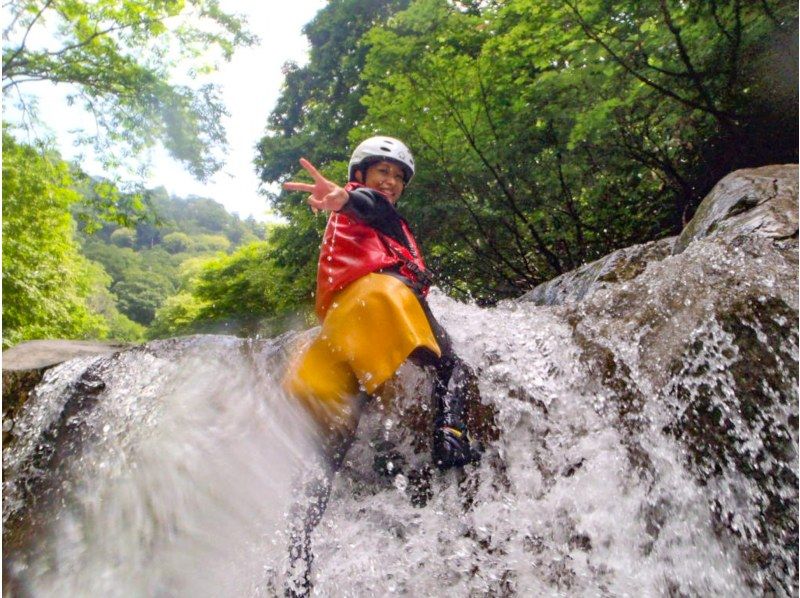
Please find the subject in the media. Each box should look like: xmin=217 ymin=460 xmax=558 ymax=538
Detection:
xmin=3 ymin=0 xmax=797 ymax=349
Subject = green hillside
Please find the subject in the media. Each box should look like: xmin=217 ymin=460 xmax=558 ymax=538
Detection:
xmin=77 ymin=187 xmax=266 ymax=335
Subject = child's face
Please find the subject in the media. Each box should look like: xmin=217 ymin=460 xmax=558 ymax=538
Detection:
xmin=358 ymin=160 xmax=406 ymax=204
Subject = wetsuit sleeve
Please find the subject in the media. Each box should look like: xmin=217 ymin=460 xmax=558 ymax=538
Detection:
xmin=340 ymin=187 xmax=395 ymax=226
xmin=341 ymin=187 xmax=410 ymax=250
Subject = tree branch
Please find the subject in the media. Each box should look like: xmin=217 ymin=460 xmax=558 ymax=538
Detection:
xmin=44 ymin=16 xmax=163 ymax=58
xmin=658 ymin=0 xmax=726 ymax=125
xmin=2 ymin=0 xmax=55 ymax=74
xmin=416 ymin=128 xmax=539 ymax=284
xmin=759 ymin=0 xmax=780 ymax=25
xmin=709 ymin=0 xmax=734 ymax=41
xmin=727 ymin=0 xmax=742 ymax=91
xmin=563 ymin=0 xmax=741 ymax=126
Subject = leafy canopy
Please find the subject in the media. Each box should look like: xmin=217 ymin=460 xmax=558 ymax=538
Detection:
xmin=3 ymin=0 xmax=255 ymax=180
xmin=2 ymin=132 xmax=108 ymax=346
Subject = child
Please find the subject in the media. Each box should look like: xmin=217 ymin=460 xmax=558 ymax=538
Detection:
xmin=281 ymin=136 xmax=481 ymax=595
xmin=283 ymin=135 xmax=481 ymax=469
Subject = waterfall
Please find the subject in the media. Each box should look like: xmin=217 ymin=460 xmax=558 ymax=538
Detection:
xmin=4 ymin=336 xmax=318 ymax=596
xmin=4 ymin=163 xmax=798 ymax=595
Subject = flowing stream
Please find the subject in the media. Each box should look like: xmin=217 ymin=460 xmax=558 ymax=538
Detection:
xmin=3 ymin=235 xmax=798 ymax=596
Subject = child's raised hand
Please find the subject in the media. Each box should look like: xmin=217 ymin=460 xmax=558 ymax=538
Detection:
xmin=283 ymin=158 xmax=348 ymax=213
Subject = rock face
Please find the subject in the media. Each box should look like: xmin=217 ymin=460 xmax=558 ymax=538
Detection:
xmin=562 ymin=233 xmax=797 ymax=593
xmin=3 ymin=339 xmax=131 ymax=372
xmin=521 ymin=237 xmax=676 ymax=306
xmin=673 ymin=164 xmax=798 ymax=254
xmin=2 ymin=340 xmax=130 ymax=445
xmin=539 ymin=164 xmax=798 ymax=593
xmin=2 ymin=165 xmax=797 ymax=596
xmin=523 ymin=164 xmax=798 ymax=306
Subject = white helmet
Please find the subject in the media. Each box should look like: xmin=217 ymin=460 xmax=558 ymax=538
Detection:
xmin=348 ymin=136 xmax=415 ymax=183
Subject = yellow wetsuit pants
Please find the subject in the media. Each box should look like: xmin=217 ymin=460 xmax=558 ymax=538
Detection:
xmin=283 ymin=273 xmax=441 ymax=437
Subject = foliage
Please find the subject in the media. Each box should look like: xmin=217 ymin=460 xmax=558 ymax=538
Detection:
xmin=113 ymin=271 xmax=175 ymax=325
xmin=79 ymin=191 xmax=265 ymax=328
xmin=2 ymin=132 xmax=109 ymax=347
xmin=147 ymin=292 xmax=209 ymax=338
xmin=69 ymin=173 xmax=156 ymax=233
xmin=149 ymin=239 xmax=315 ymax=338
xmin=83 ymin=260 xmax=146 ymax=341
xmin=110 ymin=227 xmax=137 ymax=247
xmin=256 ymin=0 xmax=797 ymax=309
xmin=4 ymin=1 xmax=796 ymax=344
xmin=193 ymin=234 xmax=231 ymax=253
xmin=2 ymin=0 xmax=256 ymax=179
xmin=162 ymin=231 xmax=193 ymax=254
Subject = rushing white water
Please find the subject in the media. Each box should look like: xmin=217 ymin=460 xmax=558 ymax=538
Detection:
xmin=4 ymin=337 xmax=318 ymax=596
xmin=3 ymin=235 xmax=797 ymax=596
xmin=301 ymin=290 xmax=749 ymax=597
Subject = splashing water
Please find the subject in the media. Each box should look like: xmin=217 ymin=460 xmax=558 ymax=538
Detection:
xmin=4 ymin=336 xmax=318 ymax=596
xmin=305 ymin=295 xmax=749 ymax=596
xmin=3 ymin=236 xmax=797 ymax=596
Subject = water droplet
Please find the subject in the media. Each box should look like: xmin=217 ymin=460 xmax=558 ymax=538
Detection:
xmin=393 ymin=474 xmax=408 ymax=492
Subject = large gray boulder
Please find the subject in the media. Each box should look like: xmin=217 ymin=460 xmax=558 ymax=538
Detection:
xmin=523 ymin=164 xmax=798 ymax=306
xmin=673 ymin=164 xmax=798 ymax=254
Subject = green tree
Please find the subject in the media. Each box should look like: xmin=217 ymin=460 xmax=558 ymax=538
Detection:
xmin=149 ymin=240 xmax=314 ymax=338
xmin=148 ymin=292 xmax=209 ymax=338
xmin=162 ymin=231 xmax=193 ymax=254
xmin=3 ymin=0 xmax=255 ymax=179
xmin=351 ymin=0 xmax=797 ymax=300
xmin=113 ymin=271 xmax=175 ymax=325
xmin=83 ymin=259 xmax=145 ymax=341
xmin=256 ymin=0 xmax=411 ymax=184
xmin=2 ymin=133 xmax=108 ymax=347
xmin=110 ymin=227 xmax=136 ymax=248
xmin=193 ymin=234 xmax=231 ymax=253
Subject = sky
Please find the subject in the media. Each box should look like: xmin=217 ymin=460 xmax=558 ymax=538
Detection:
xmin=6 ymin=0 xmax=327 ymax=222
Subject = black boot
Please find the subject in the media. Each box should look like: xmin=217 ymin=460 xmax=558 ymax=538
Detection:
xmin=431 ymin=355 xmax=482 ymax=469
xmin=432 ymin=424 xmax=481 ymax=469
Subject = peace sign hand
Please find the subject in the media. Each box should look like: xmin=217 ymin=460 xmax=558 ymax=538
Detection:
xmin=283 ymin=158 xmax=349 ymax=213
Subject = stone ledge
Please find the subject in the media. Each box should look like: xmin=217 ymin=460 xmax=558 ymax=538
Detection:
xmin=2 ymin=339 xmax=132 ymax=372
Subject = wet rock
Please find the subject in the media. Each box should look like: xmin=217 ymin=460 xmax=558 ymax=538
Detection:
xmin=2 ymin=340 xmax=130 ymax=444
xmin=564 ymin=233 xmax=798 ymax=592
xmin=2 ymin=339 xmax=131 ymax=372
xmin=2 ymin=369 xmax=46 ymax=445
xmin=673 ymin=164 xmax=798 ymax=254
xmin=525 ymin=164 xmax=797 ymax=307
xmin=662 ymin=294 xmax=798 ymax=594
xmin=521 ymin=237 xmax=675 ymax=306
xmin=2 ymin=335 xmax=289 ymax=555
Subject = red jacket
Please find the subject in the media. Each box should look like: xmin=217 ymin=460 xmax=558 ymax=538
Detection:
xmin=315 ymin=183 xmax=429 ymax=319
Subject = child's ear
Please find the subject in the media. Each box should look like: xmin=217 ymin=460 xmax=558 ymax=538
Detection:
xmin=354 ymin=169 xmax=364 ymax=183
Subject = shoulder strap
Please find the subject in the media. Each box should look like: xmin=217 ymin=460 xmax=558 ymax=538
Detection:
xmin=374 ymin=231 xmax=436 ymax=289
